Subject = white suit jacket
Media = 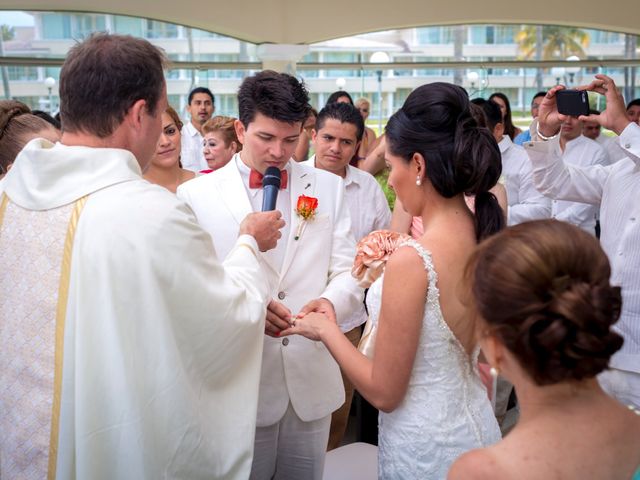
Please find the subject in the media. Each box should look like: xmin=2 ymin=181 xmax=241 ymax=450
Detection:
xmin=177 ymin=155 xmax=362 ymax=425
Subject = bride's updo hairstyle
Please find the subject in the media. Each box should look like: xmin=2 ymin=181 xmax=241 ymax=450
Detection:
xmin=385 ymin=82 xmax=503 ymax=241
xmin=467 ymin=220 xmax=623 ymax=386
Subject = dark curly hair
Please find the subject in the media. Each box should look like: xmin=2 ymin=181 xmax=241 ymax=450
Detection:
xmin=467 ymin=219 xmax=623 ymax=386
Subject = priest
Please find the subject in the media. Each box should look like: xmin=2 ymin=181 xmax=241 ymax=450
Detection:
xmin=0 ymin=34 xmax=283 ymax=479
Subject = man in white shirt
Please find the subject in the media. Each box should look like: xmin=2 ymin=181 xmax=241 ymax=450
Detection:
xmin=0 ymin=33 xmax=284 ymax=479
xmin=627 ymin=98 xmax=640 ymax=125
xmin=475 ymin=98 xmax=551 ymax=225
xmin=546 ymin=114 xmax=608 ymax=234
xmin=526 ymin=74 xmax=640 ymax=409
xmin=583 ymin=109 xmax=625 ymax=164
xmin=177 ymin=71 xmax=362 ymax=480
xmin=180 ymin=87 xmax=214 ymax=172
xmin=302 ymin=101 xmax=391 ymax=449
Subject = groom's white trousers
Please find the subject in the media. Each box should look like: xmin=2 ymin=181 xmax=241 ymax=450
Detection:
xmin=250 ymin=402 xmax=331 ymax=480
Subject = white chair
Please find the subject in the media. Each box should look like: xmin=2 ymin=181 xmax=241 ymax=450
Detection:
xmin=322 ymin=442 xmax=378 ymax=480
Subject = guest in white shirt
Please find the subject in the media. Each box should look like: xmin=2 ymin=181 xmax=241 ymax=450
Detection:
xmin=302 ymin=101 xmax=391 ymax=450
xmin=542 ymin=114 xmax=607 ymax=235
xmin=474 ymin=98 xmax=550 ymax=226
xmin=583 ymin=109 xmax=626 ymax=164
xmin=180 ymin=87 xmax=214 ymax=172
xmin=627 ymin=98 xmax=640 ymax=125
xmin=525 ymin=74 xmax=640 ymax=409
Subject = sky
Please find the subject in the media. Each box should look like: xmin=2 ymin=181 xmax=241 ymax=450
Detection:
xmin=0 ymin=11 xmax=35 ymax=27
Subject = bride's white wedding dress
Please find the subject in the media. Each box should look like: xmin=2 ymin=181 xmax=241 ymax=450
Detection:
xmin=366 ymin=239 xmax=501 ymax=479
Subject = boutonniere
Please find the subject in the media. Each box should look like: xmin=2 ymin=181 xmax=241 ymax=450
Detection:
xmin=294 ymin=195 xmax=318 ymax=240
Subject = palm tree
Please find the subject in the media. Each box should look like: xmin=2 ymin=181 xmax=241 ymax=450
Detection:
xmin=517 ymin=25 xmax=589 ymax=60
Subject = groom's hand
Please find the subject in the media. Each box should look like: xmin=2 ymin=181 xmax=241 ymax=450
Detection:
xmin=265 ymin=299 xmax=292 ymax=337
xmin=239 ymin=211 xmax=285 ymax=252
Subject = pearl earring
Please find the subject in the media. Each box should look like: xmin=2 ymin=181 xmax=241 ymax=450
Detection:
xmin=489 ymin=366 xmax=499 ymax=378
xmin=416 ymin=176 xmax=422 ymax=186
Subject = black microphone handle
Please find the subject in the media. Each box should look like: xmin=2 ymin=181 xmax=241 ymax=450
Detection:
xmin=262 ymin=184 xmax=279 ymax=211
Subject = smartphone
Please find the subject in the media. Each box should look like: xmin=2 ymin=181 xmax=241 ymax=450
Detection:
xmin=556 ymin=90 xmax=590 ymax=117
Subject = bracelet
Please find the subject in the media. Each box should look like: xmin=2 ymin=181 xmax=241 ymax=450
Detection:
xmin=535 ymin=122 xmax=560 ymax=141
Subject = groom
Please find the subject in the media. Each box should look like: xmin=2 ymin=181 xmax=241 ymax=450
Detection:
xmin=177 ymin=71 xmax=362 ymax=480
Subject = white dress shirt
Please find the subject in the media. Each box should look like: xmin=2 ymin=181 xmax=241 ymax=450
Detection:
xmin=236 ymin=155 xmax=291 ymax=271
xmin=499 ymin=135 xmax=551 ymax=225
xmin=305 ymin=156 xmax=391 ymax=331
xmin=547 ymin=135 xmax=608 ymax=234
xmin=525 ymin=122 xmax=640 ymax=374
xmin=180 ymin=122 xmax=208 ymax=172
xmin=597 ymin=134 xmax=627 ymax=164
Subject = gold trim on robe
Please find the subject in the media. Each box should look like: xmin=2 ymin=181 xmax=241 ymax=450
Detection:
xmin=0 ymin=193 xmax=8 ymax=229
xmin=47 ymin=196 xmax=88 ymax=480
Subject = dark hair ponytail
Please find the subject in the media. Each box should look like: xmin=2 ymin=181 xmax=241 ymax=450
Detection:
xmin=386 ymin=82 xmax=503 ymax=241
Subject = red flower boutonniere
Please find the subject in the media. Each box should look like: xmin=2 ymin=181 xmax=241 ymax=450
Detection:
xmin=294 ymin=195 xmax=318 ymax=240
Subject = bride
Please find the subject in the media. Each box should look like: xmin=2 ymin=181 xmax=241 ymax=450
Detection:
xmin=283 ymin=82 xmax=503 ymax=478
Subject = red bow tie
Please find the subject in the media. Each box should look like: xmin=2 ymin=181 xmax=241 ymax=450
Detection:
xmin=249 ymin=169 xmax=288 ymax=189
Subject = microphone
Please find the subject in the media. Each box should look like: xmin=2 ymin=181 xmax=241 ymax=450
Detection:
xmin=261 ymin=166 xmax=281 ymax=211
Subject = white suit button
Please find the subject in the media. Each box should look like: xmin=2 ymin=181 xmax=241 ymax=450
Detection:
xmin=278 ymin=291 xmax=286 ymax=300
xmin=282 ymin=338 xmax=289 ymax=346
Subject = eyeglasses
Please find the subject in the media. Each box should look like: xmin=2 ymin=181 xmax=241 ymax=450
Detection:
xmin=359 ymin=108 xmax=369 ymax=113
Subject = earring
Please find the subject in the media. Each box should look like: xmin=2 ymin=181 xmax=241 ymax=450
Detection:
xmin=489 ymin=366 xmax=499 ymax=378
xmin=416 ymin=176 xmax=422 ymax=186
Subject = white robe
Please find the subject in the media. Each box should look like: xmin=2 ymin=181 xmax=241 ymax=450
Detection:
xmin=0 ymin=139 xmax=274 ymax=479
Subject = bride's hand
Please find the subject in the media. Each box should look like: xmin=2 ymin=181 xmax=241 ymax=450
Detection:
xmin=280 ymin=312 xmax=336 ymax=341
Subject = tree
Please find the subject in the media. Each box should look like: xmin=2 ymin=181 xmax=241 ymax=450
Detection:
xmin=1 ymin=24 xmax=15 ymax=41
xmin=517 ymin=25 xmax=589 ymax=60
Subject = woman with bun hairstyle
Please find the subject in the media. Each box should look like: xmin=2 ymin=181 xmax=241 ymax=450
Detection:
xmin=449 ymin=220 xmax=640 ymax=480
xmin=0 ymin=100 xmax=60 ymax=183
xmin=284 ymin=82 xmax=503 ymax=478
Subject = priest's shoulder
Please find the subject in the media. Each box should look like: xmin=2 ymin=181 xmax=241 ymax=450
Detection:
xmin=80 ymin=179 xmax=198 ymax=240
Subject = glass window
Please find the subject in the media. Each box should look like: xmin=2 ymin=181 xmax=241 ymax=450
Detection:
xmin=145 ymin=19 xmax=178 ymax=39
xmin=41 ymin=13 xmax=71 ymax=39
xmin=113 ymin=16 xmax=143 ymax=37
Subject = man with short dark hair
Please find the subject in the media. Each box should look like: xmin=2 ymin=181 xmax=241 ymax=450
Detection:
xmin=514 ymin=91 xmax=547 ymax=145
xmin=178 ymin=71 xmax=362 ymax=480
xmin=583 ymin=108 xmax=625 ymax=164
xmin=303 ymin=102 xmax=390 ymax=450
xmin=627 ymin=98 xmax=640 ymax=125
xmin=0 ymin=33 xmax=283 ymax=479
xmin=181 ymin=86 xmax=215 ymax=171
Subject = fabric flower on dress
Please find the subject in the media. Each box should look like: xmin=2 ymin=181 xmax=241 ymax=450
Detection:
xmin=351 ymin=229 xmax=411 ymax=288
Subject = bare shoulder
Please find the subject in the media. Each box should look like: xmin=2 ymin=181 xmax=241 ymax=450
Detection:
xmin=448 ymin=448 xmax=502 ymax=480
xmin=383 ymin=244 xmax=430 ymax=288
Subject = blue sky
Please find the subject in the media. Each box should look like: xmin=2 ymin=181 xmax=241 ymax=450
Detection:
xmin=0 ymin=11 xmax=35 ymax=27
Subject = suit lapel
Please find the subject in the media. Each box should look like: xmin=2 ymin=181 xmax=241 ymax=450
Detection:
xmin=215 ymin=156 xmax=280 ymax=277
xmin=280 ymin=162 xmax=317 ymax=279
xmin=215 ymin=156 xmax=253 ymax=226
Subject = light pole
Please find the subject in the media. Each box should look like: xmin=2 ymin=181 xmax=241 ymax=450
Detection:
xmin=335 ymin=77 xmax=346 ymax=91
xmin=44 ymin=77 xmax=56 ymax=113
xmin=466 ymin=71 xmax=479 ymax=95
xmin=551 ymin=67 xmax=566 ymax=86
xmin=566 ymin=55 xmax=581 ymax=86
xmin=370 ymin=51 xmax=390 ymax=135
